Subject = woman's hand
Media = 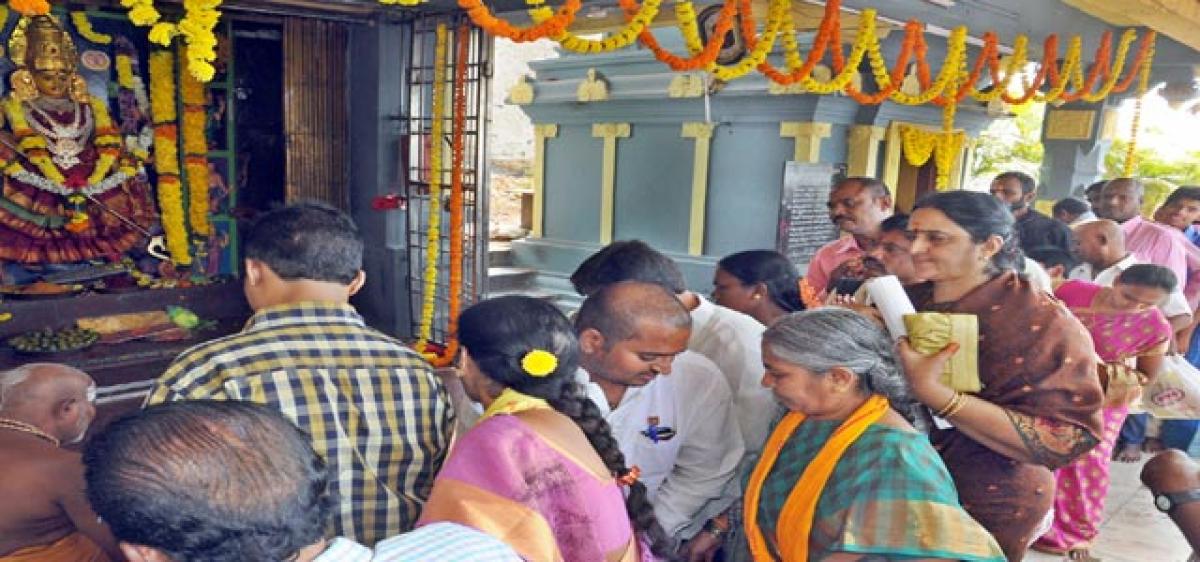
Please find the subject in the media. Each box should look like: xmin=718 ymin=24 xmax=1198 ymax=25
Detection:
xmin=896 ymin=338 xmax=959 ymax=408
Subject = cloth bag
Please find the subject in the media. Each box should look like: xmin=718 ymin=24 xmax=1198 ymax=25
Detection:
xmin=903 ymin=312 xmax=982 ymax=393
xmin=1142 ymin=354 xmax=1200 ymax=419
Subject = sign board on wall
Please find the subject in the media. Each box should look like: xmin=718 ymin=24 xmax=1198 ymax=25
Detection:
xmin=777 ymin=161 xmax=845 ymax=268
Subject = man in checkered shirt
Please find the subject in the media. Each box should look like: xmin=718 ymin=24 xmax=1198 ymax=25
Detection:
xmin=146 ymin=202 xmax=454 ymax=546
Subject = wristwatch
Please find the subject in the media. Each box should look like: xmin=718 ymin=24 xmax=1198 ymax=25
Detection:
xmin=1154 ymin=489 xmax=1200 ymax=513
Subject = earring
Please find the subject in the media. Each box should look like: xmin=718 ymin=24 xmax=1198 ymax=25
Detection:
xmin=753 ymin=294 xmax=761 ymax=300
xmin=10 ymin=70 xmax=37 ymax=102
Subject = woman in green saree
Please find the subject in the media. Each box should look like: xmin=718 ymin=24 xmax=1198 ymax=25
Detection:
xmin=735 ymin=308 xmax=1004 ymax=562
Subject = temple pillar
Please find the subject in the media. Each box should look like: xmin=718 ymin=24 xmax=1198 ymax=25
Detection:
xmin=530 ymin=123 xmax=558 ymax=238
xmin=1038 ymin=101 xmax=1117 ymax=200
xmin=682 ymin=122 xmax=716 ymax=256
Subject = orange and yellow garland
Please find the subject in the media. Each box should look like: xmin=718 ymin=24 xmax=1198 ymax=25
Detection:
xmin=458 ymin=0 xmax=1156 ymax=137
xmin=179 ymin=56 xmax=211 ymax=238
xmin=416 ymin=23 xmax=472 ymax=366
xmin=149 ymin=50 xmax=191 ymax=265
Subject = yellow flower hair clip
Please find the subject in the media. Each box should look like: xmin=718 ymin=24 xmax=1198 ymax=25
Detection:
xmin=521 ymin=349 xmax=558 ymax=377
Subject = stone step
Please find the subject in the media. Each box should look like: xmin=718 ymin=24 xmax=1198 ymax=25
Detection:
xmin=487 ymin=266 xmax=538 ymax=293
xmin=487 ymin=243 xmax=514 ymax=267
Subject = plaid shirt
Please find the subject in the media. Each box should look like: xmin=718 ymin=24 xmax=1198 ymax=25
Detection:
xmin=146 ymin=301 xmax=455 ymax=546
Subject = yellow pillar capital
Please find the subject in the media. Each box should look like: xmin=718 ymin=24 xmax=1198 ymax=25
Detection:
xmin=780 ymin=121 xmax=832 ymax=163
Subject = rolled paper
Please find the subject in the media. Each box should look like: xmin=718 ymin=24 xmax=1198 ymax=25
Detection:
xmin=863 ymin=275 xmax=915 ymax=341
xmin=903 ymin=312 xmax=982 ymax=393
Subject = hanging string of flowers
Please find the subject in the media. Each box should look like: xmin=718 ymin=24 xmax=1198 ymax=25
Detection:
xmin=123 ymin=0 xmax=223 ymax=82
xmin=415 ymin=24 xmax=450 ymax=358
xmin=70 ymin=11 xmax=114 ymax=45
xmin=149 ymin=50 xmax=191 ymax=265
xmin=179 ymin=55 xmax=211 ymax=238
xmin=1122 ymin=38 xmax=1155 ymax=176
xmin=426 ymin=22 xmax=472 ymax=368
xmin=898 ymin=125 xmax=966 ymax=190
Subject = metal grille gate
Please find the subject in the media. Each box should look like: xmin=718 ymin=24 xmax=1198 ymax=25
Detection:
xmin=402 ymin=17 xmax=491 ymax=347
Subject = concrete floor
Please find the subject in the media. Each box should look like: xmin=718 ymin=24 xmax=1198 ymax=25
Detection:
xmin=1025 ymin=458 xmax=1193 ymax=562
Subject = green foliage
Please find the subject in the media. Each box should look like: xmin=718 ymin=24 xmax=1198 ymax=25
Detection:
xmin=1104 ymin=139 xmax=1200 ymax=186
xmin=969 ymin=102 xmax=1046 ymax=180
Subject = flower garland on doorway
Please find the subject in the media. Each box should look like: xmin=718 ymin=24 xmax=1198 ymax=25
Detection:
xmin=415 ymin=24 xmax=450 ymax=358
xmin=1122 ymin=38 xmax=1155 ymax=176
xmin=179 ymin=58 xmax=211 ymax=238
xmin=122 ymin=0 xmax=222 ymax=82
xmin=425 ymin=22 xmax=471 ymax=367
xmin=149 ymin=50 xmax=191 ymax=265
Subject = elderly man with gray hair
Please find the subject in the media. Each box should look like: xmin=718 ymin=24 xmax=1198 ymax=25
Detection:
xmin=729 ymin=309 xmax=1005 ymax=561
xmin=0 ymin=363 xmax=120 ymax=562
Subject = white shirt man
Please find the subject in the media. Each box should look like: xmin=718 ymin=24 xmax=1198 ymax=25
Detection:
xmin=686 ymin=294 xmax=781 ymax=454
xmin=578 ymin=350 xmax=743 ymax=541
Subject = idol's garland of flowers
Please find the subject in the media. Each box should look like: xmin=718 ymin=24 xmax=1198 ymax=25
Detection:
xmin=425 ymin=23 xmax=472 ymax=367
xmin=0 ymin=95 xmax=129 ymax=232
xmin=149 ymin=50 xmax=191 ymax=265
xmin=115 ymin=52 xmax=154 ymax=164
xmin=415 ymin=24 xmax=450 ymax=356
xmin=122 ymin=0 xmax=223 ymax=83
xmin=70 ymin=12 xmax=113 ymax=45
xmin=179 ymin=61 xmax=211 ymax=238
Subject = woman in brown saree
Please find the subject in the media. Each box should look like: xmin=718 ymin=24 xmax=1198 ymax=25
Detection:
xmin=896 ymin=191 xmax=1104 ymax=561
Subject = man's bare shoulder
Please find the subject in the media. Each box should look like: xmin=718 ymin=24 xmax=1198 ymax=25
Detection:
xmin=0 ymin=439 xmax=82 ymax=479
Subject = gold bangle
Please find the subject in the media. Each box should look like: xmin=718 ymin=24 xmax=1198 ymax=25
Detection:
xmin=934 ymin=392 xmax=963 ymax=418
xmin=944 ymin=393 xmax=971 ymax=419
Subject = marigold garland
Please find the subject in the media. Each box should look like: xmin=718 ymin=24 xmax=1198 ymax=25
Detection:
xmin=458 ymin=0 xmax=582 ymax=43
xmin=149 ymin=50 xmax=191 ymax=265
xmin=70 ymin=12 xmax=113 ymax=44
xmin=1122 ymin=38 xmax=1154 ymax=177
xmin=122 ymin=0 xmax=223 ymax=82
xmin=424 ymin=23 xmax=471 ymax=367
xmin=180 ymin=61 xmax=211 ymax=237
xmin=898 ymin=125 xmax=966 ymax=190
xmin=415 ymin=24 xmax=449 ymax=356
xmin=456 ymin=0 xmax=1157 ymax=137
xmin=548 ymin=0 xmax=660 ymax=54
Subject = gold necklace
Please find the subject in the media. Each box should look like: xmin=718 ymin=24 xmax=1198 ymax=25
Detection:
xmin=0 ymin=418 xmax=60 ymax=447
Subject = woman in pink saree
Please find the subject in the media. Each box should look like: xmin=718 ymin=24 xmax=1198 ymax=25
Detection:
xmin=1036 ymin=264 xmax=1175 ymax=560
xmin=418 ymin=296 xmax=669 ymax=561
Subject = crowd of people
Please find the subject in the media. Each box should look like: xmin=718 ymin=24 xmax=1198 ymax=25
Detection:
xmin=2 ymin=174 xmax=1200 ymax=562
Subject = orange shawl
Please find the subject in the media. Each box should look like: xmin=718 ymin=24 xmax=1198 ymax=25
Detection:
xmin=743 ymin=394 xmax=889 ymax=561
xmin=0 ymin=533 xmax=110 ymax=562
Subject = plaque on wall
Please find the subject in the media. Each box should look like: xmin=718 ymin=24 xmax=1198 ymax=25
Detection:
xmin=777 ymin=162 xmax=845 ymax=267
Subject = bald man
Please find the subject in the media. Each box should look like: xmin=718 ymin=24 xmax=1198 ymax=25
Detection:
xmin=575 ymin=282 xmax=743 ymax=558
xmin=1097 ymin=178 xmax=1195 ymax=300
xmin=1070 ymin=220 xmax=1192 ymax=331
xmin=0 ymin=364 xmax=120 ymax=561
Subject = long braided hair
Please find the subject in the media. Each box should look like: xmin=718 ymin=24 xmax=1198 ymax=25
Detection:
xmin=458 ymin=296 xmax=672 ymax=556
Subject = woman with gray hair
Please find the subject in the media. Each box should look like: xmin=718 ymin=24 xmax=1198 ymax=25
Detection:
xmin=734 ymin=308 xmax=1003 ymax=562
